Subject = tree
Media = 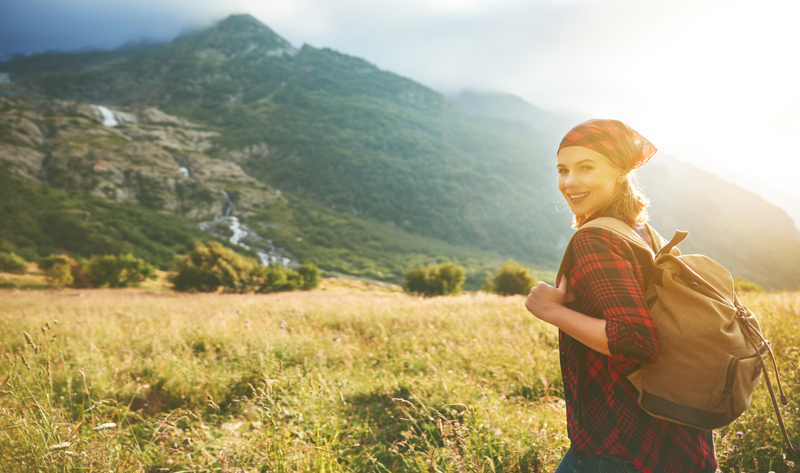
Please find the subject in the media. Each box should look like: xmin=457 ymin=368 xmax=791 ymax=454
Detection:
xmin=404 ymin=262 xmax=465 ymax=297
xmin=489 ymin=260 xmax=535 ymax=296
xmin=170 ymin=242 xmax=260 ymax=293
xmin=38 ymin=254 xmax=76 ymax=287
xmin=0 ymin=252 xmax=27 ymax=274
xmin=84 ymin=254 xmax=156 ymax=288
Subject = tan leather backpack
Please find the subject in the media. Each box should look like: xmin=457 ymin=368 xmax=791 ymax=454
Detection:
xmin=557 ymin=217 xmax=794 ymax=456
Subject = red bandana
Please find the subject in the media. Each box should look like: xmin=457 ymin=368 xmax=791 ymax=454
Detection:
xmin=558 ymin=119 xmax=657 ymax=172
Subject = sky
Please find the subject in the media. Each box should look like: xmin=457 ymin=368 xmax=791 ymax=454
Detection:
xmin=2 ymin=0 xmax=800 ymax=220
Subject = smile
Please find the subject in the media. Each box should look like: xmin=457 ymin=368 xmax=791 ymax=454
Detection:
xmin=569 ymin=192 xmax=589 ymax=200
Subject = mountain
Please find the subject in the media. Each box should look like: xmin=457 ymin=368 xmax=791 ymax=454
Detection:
xmin=2 ymin=14 xmax=800 ymax=289
xmin=450 ymin=90 xmax=579 ymax=136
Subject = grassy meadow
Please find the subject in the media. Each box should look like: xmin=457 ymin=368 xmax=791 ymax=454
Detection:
xmin=0 ymin=283 xmax=799 ymax=472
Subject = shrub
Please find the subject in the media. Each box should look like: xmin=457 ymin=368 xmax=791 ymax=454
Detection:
xmin=256 ymin=262 xmax=322 ymax=293
xmin=0 ymin=252 xmax=27 ymax=274
xmin=297 ymin=262 xmax=321 ymax=290
xmin=489 ymin=260 xmax=536 ymax=296
xmin=256 ymin=264 xmax=303 ymax=293
xmin=38 ymin=254 xmax=76 ymax=287
xmin=85 ymin=254 xmax=157 ymax=288
xmin=734 ymin=276 xmax=764 ymax=293
xmin=404 ymin=262 xmax=465 ymax=297
xmin=170 ymin=242 xmax=260 ymax=293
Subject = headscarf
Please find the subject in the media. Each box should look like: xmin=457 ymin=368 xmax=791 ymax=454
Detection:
xmin=558 ymin=118 xmax=657 ymax=172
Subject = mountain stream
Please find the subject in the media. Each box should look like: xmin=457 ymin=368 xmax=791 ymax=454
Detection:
xmin=199 ymin=191 xmax=291 ymax=267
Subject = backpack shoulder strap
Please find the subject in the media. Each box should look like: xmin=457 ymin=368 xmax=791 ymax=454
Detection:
xmin=584 ymin=217 xmax=656 ymax=257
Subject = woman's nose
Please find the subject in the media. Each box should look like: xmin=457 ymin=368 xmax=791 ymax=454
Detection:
xmin=563 ymin=171 xmax=579 ymax=188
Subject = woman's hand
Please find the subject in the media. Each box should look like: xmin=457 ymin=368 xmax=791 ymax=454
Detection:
xmin=524 ymin=275 xmax=611 ymax=355
xmin=525 ymin=275 xmax=567 ymax=325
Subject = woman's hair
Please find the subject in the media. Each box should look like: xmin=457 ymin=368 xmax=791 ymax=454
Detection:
xmin=571 ymin=167 xmax=650 ymax=229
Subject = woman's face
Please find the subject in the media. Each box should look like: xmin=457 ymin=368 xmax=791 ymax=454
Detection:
xmin=557 ymin=146 xmax=624 ymax=219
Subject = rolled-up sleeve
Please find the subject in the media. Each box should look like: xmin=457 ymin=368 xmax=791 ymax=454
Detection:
xmin=569 ymin=228 xmax=658 ymax=371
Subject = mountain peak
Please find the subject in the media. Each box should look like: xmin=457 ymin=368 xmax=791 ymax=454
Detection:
xmin=175 ymin=13 xmax=296 ymax=55
xmin=215 ymin=14 xmax=272 ymax=33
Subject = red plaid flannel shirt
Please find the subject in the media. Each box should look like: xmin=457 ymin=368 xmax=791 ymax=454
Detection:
xmin=560 ymin=214 xmax=716 ymax=473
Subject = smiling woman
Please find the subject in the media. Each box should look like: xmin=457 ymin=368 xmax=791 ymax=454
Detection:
xmin=524 ymin=119 xmax=717 ymax=473
xmin=556 ymin=119 xmax=654 ymax=229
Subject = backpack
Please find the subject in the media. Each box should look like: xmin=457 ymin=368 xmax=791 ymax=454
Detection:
xmin=557 ymin=217 xmax=794 ymax=455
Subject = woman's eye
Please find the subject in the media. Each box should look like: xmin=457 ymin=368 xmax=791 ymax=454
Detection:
xmin=581 ymin=165 xmax=594 ymax=171
xmin=557 ymin=168 xmax=567 ymax=174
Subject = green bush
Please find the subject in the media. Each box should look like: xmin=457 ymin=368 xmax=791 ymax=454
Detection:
xmin=489 ymin=260 xmax=536 ymax=296
xmin=256 ymin=264 xmax=303 ymax=293
xmin=0 ymin=252 xmax=27 ymax=274
xmin=297 ymin=262 xmax=321 ymax=290
xmin=404 ymin=262 xmax=466 ymax=297
xmin=84 ymin=254 xmax=157 ymax=288
xmin=256 ymin=262 xmax=322 ymax=293
xmin=38 ymin=254 xmax=76 ymax=287
xmin=734 ymin=276 xmax=764 ymax=293
xmin=170 ymin=242 xmax=260 ymax=293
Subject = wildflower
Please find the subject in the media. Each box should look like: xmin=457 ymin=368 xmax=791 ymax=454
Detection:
xmin=92 ymin=422 xmax=116 ymax=431
xmin=235 ymin=309 xmax=241 ymax=315
xmin=280 ymin=320 xmax=285 ymax=329
xmin=493 ymin=428 xmax=502 ymax=436
xmin=49 ymin=442 xmax=71 ymax=451
xmin=736 ymin=431 xmax=744 ymax=438
xmin=786 ymin=461 xmax=795 ymax=468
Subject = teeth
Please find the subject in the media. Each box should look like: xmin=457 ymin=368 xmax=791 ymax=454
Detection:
xmin=569 ymin=192 xmax=589 ymax=199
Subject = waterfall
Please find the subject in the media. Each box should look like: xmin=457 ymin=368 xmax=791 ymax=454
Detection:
xmin=94 ymin=105 xmax=119 ymax=127
xmin=222 ymin=191 xmax=233 ymax=217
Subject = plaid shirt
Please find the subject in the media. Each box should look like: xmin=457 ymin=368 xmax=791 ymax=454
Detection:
xmin=560 ymin=214 xmax=716 ymax=473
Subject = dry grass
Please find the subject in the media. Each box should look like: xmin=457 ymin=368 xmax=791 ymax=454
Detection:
xmin=0 ymin=286 xmax=797 ymax=472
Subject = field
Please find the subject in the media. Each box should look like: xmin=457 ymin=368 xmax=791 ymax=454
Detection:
xmin=0 ymin=283 xmax=799 ymax=472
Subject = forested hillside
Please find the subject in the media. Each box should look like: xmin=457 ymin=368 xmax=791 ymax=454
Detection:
xmin=2 ymin=14 xmax=799 ymax=289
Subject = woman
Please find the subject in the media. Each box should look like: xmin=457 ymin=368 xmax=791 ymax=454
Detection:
xmin=524 ymin=119 xmax=716 ymax=473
